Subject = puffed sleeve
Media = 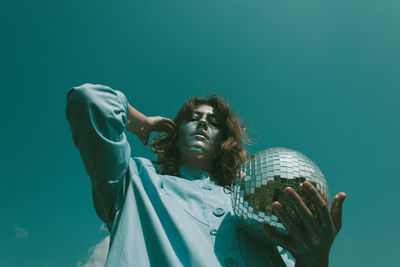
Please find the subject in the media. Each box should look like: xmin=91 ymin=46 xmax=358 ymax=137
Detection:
xmin=66 ymin=83 xmax=131 ymax=225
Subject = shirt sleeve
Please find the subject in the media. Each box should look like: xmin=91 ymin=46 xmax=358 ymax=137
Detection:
xmin=66 ymin=83 xmax=131 ymax=225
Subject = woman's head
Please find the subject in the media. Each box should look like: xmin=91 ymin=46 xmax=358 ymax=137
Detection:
xmin=151 ymin=95 xmax=249 ymax=186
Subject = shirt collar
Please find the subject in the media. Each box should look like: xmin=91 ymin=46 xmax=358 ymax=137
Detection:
xmin=178 ymin=165 xmax=211 ymax=181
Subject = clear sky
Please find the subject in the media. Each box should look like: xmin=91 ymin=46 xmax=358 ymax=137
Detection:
xmin=0 ymin=0 xmax=399 ymax=266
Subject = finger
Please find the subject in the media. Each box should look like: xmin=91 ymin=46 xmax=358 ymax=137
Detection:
xmin=271 ymin=200 xmax=309 ymax=248
xmin=283 ymin=187 xmax=320 ymax=246
xmin=154 ymin=121 xmax=172 ymax=132
xmin=301 ymin=182 xmax=332 ymax=232
xmin=330 ymin=192 xmax=346 ymax=232
xmin=321 ymin=193 xmax=329 ymax=205
xmin=157 ymin=124 xmax=170 ymax=132
xmin=157 ymin=119 xmax=175 ymax=132
xmin=163 ymin=118 xmax=176 ymax=128
xmin=300 ymin=187 xmax=328 ymax=218
xmin=300 ymin=184 xmax=316 ymax=216
xmin=164 ymin=120 xmax=176 ymax=131
xmin=168 ymin=119 xmax=176 ymax=127
xmin=300 ymin=186 xmax=316 ymax=216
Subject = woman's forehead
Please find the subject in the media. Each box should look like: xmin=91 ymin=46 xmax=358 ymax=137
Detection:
xmin=193 ymin=104 xmax=214 ymax=114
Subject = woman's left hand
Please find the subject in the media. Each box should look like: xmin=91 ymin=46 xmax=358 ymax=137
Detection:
xmin=261 ymin=181 xmax=346 ymax=267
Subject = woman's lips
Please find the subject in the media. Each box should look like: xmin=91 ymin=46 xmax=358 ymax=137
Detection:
xmin=193 ymin=134 xmax=207 ymax=140
xmin=192 ymin=132 xmax=209 ymax=139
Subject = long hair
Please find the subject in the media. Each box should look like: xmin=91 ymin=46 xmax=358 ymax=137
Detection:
xmin=151 ymin=95 xmax=249 ymax=186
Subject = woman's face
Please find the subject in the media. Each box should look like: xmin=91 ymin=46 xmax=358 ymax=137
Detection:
xmin=176 ymin=104 xmax=223 ymax=163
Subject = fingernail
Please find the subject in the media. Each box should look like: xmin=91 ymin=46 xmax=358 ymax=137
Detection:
xmin=284 ymin=187 xmax=294 ymax=193
xmin=302 ymin=182 xmax=311 ymax=189
xmin=272 ymin=201 xmax=280 ymax=208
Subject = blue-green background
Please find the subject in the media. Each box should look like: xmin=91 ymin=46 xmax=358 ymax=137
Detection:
xmin=1 ymin=0 xmax=398 ymax=266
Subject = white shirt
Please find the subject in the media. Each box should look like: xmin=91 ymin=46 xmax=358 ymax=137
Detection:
xmin=66 ymin=83 xmax=295 ymax=267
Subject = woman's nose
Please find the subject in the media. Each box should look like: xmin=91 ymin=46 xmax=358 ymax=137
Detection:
xmin=197 ymin=118 xmax=208 ymax=130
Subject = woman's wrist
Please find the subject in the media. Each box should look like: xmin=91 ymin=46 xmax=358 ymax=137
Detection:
xmin=126 ymin=103 xmax=149 ymax=135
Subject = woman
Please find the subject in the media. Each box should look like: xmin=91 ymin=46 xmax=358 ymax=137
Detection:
xmin=66 ymin=83 xmax=345 ymax=267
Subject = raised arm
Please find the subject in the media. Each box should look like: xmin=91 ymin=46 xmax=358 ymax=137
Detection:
xmin=125 ymin=103 xmax=176 ymax=146
xmin=66 ymin=83 xmax=175 ymax=227
xmin=66 ymin=83 xmax=132 ymax=226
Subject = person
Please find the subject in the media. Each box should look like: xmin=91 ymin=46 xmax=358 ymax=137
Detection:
xmin=66 ymin=83 xmax=346 ymax=267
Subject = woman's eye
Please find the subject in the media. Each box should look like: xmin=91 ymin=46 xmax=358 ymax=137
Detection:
xmin=209 ymin=119 xmax=219 ymax=127
xmin=190 ymin=115 xmax=199 ymax=121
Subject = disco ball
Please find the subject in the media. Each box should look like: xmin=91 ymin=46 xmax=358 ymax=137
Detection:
xmin=231 ymin=147 xmax=329 ymax=241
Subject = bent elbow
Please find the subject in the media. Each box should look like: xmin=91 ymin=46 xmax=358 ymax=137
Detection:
xmin=66 ymin=83 xmax=128 ymax=125
xmin=66 ymin=83 xmax=104 ymax=111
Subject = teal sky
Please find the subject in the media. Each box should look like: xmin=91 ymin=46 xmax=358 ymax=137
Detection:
xmin=0 ymin=0 xmax=399 ymax=266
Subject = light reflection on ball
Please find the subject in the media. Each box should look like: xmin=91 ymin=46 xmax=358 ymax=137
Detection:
xmin=231 ymin=147 xmax=329 ymax=241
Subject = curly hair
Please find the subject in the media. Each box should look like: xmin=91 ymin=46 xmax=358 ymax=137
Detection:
xmin=150 ymin=95 xmax=249 ymax=186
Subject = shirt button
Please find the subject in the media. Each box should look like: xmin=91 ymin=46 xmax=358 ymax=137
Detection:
xmin=202 ymin=185 xmax=212 ymax=190
xmin=210 ymin=229 xmax=218 ymax=236
xmin=224 ymin=257 xmax=238 ymax=267
xmin=213 ymin=208 xmax=226 ymax=217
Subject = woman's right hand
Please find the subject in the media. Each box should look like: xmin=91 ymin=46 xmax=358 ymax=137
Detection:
xmin=125 ymin=104 xmax=176 ymax=145
xmin=134 ymin=116 xmax=176 ymax=145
